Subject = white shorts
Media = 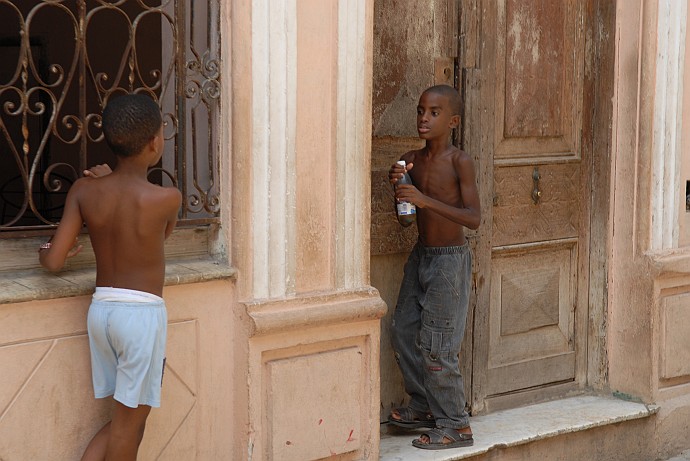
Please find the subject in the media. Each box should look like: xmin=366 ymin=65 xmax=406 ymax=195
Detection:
xmin=87 ymin=288 xmax=167 ymax=408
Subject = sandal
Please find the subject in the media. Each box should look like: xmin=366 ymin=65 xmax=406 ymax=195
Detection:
xmin=388 ymin=407 xmax=436 ymax=429
xmin=412 ymin=426 xmax=474 ymax=450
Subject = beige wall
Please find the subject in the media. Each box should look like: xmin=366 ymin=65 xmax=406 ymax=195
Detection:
xmin=229 ymin=0 xmax=385 ymax=459
xmin=1 ymin=1 xmax=383 ymax=461
xmin=610 ymin=1 xmax=690 ymax=458
xmin=0 ymin=281 xmax=235 ymax=460
xmin=13 ymin=0 xmax=690 ymax=459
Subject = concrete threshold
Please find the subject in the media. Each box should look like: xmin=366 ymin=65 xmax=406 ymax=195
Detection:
xmin=380 ymin=395 xmax=658 ymax=461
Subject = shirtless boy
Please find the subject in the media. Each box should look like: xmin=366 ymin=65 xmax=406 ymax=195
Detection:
xmin=39 ymin=94 xmax=182 ymax=460
xmin=387 ymin=84 xmax=481 ymax=450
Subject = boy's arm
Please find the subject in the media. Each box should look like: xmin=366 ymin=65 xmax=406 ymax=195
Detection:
xmin=83 ymin=163 xmax=112 ymax=178
xmin=395 ymin=154 xmax=481 ymax=230
xmin=164 ymin=188 xmax=182 ymax=240
xmin=39 ymin=181 xmax=85 ymax=271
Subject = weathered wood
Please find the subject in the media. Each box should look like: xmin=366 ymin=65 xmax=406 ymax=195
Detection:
xmin=372 ymin=0 xmax=461 ymax=421
xmin=459 ymin=0 xmax=479 ymax=69
xmin=493 ymin=0 xmax=583 ymax=161
xmin=487 ymin=241 xmax=578 ymax=394
xmin=370 ymin=137 xmax=422 ymax=256
xmin=467 ymin=0 xmax=498 ymax=415
xmin=493 ymin=163 xmax=581 ymax=246
xmin=586 ymin=0 xmax=616 ymax=389
xmin=470 ymin=0 xmax=591 ymax=412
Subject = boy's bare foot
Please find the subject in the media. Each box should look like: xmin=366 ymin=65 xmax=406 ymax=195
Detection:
xmin=388 ymin=407 xmax=436 ymax=429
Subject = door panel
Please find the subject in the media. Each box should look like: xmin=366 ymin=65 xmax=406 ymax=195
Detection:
xmin=486 ymin=240 xmax=577 ymax=395
xmin=493 ymin=164 xmax=580 ymax=246
xmin=468 ymin=0 xmax=590 ymax=409
xmin=496 ymin=1 xmax=582 ymax=160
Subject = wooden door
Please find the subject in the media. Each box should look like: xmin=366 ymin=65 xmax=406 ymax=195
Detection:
xmin=462 ymin=0 xmax=591 ymax=413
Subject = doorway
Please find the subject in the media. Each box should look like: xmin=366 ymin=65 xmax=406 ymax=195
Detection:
xmin=373 ymin=0 xmax=613 ymax=419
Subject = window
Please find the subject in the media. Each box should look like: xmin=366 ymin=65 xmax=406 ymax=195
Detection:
xmin=0 ymin=0 xmax=221 ymax=234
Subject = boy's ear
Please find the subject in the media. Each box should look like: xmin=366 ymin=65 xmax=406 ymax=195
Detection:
xmin=449 ymin=114 xmax=460 ymax=129
xmin=147 ymin=133 xmax=160 ymax=152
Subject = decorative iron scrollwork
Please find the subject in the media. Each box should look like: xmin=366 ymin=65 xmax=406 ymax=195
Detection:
xmin=0 ymin=0 xmax=221 ymax=230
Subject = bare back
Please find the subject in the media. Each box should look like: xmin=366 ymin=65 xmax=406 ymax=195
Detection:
xmin=73 ymin=173 xmax=181 ymax=296
xmin=402 ymin=146 xmax=480 ymax=247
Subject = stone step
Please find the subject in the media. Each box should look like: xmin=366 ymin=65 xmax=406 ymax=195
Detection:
xmin=380 ymin=395 xmax=658 ymax=460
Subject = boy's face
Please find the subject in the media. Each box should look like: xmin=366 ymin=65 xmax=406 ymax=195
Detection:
xmin=416 ymin=91 xmax=459 ymax=140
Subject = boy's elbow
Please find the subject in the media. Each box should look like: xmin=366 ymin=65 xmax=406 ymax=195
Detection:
xmin=40 ymin=255 xmax=64 ymax=272
xmin=42 ymin=262 xmax=64 ymax=272
xmin=468 ymin=211 xmax=481 ymax=230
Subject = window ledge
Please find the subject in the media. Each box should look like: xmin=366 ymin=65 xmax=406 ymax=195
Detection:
xmin=0 ymin=258 xmax=236 ymax=305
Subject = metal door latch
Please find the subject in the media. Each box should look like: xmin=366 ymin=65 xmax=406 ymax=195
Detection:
xmin=531 ymin=167 xmax=542 ymax=205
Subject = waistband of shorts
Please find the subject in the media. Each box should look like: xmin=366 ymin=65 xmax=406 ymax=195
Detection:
xmin=417 ymin=241 xmax=469 ymax=255
xmin=90 ymin=298 xmax=166 ymax=309
xmin=93 ymin=286 xmax=163 ymax=303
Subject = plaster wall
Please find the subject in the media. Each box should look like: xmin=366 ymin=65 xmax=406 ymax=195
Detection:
xmin=372 ymin=0 xmax=456 ymax=137
xmin=0 ymin=281 xmax=236 ymax=460
xmin=610 ymin=0 xmax=690 ymax=456
xmin=608 ymin=0 xmax=658 ymax=402
xmin=229 ymin=0 xmax=385 ymax=459
xmin=3 ymin=1 xmax=383 ymax=460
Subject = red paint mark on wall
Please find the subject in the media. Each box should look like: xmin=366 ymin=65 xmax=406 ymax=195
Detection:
xmin=346 ymin=429 xmax=355 ymax=442
xmin=318 ymin=418 xmax=323 ymax=425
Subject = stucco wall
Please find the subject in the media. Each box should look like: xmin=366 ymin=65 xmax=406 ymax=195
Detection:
xmin=0 ymin=280 xmax=236 ymax=460
xmin=610 ymin=1 xmax=690 ymax=457
xmin=228 ymin=0 xmax=385 ymax=459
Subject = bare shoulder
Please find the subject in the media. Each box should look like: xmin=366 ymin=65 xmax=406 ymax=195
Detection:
xmin=449 ymin=146 xmax=472 ymax=162
xmin=68 ymin=176 xmax=97 ymax=200
xmin=450 ymin=147 xmax=475 ymax=170
xmin=148 ymin=184 xmax=182 ymax=209
xmin=401 ymin=147 xmax=425 ymax=163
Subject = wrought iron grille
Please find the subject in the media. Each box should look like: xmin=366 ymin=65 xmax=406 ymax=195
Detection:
xmin=0 ymin=0 xmax=221 ymax=231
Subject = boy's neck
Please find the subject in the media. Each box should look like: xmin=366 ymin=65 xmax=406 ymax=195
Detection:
xmin=113 ymin=152 xmax=154 ymax=177
xmin=424 ymin=138 xmax=453 ymax=157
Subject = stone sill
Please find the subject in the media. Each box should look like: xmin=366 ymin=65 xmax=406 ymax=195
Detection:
xmin=0 ymin=258 xmax=236 ymax=305
xmin=649 ymin=247 xmax=690 ymax=277
xmin=380 ymin=395 xmax=658 ymax=461
xmin=244 ymin=287 xmax=388 ymax=336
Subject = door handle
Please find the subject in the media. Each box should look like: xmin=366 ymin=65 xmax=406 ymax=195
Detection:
xmin=531 ymin=168 xmax=542 ymax=205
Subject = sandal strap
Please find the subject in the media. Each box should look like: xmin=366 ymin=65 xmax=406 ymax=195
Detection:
xmin=423 ymin=427 xmax=473 ymax=444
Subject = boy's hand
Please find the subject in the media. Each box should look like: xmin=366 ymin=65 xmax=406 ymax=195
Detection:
xmin=388 ymin=161 xmax=414 ymax=185
xmin=83 ymin=164 xmax=112 ymax=178
xmin=66 ymin=238 xmax=84 ymax=259
xmin=395 ymin=184 xmax=426 ymax=208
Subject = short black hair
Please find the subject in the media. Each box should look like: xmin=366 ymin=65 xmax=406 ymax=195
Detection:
xmin=423 ymin=85 xmax=462 ymax=116
xmin=102 ymin=94 xmax=162 ymax=157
